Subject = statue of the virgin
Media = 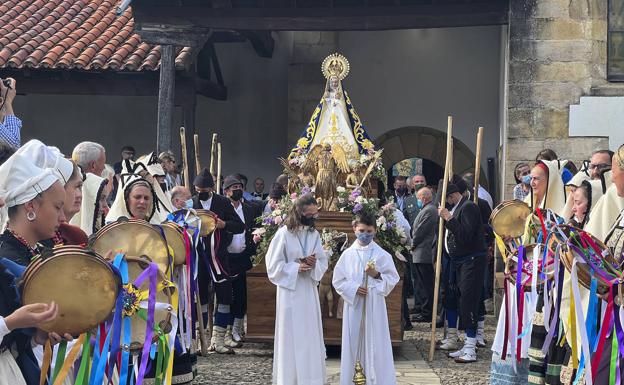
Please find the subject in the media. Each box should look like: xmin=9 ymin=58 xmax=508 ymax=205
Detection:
xmin=288 ymin=53 xmax=374 ymax=162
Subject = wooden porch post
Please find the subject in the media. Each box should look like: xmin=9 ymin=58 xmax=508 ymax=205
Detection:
xmin=157 ymin=44 xmax=176 ymax=153
xmin=183 ymin=98 xmax=197 ymax=183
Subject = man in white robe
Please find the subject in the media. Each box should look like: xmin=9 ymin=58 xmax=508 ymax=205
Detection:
xmin=265 ymin=195 xmax=328 ymax=385
xmin=333 ymin=214 xmax=400 ymax=385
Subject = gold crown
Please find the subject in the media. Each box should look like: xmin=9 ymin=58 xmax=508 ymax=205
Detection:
xmin=322 ymin=53 xmax=350 ymax=80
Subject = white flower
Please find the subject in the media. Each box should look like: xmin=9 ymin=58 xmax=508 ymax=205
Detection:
xmin=273 ymin=209 xmax=282 ymax=216
xmin=355 ymin=196 xmax=365 ymax=204
xmin=337 ymin=186 xmax=346 ymax=193
xmin=381 ymin=223 xmax=387 ymax=231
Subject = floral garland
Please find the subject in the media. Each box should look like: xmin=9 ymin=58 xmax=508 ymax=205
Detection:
xmin=253 ymin=189 xmax=409 ymax=271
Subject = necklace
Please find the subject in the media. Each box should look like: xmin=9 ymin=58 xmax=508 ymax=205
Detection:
xmin=6 ymin=228 xmax=37 ymax=256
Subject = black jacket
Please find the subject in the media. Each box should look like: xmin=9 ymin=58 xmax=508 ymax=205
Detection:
xmin=192 ymin=193 xmax=245 ymax=255
xmin=444 ymin=196 xmax=486 ymax=258
xmin=0 ymin=231 xmax=40 ymax=385
xmin=224 ymin=200 xmax=263 ymax=274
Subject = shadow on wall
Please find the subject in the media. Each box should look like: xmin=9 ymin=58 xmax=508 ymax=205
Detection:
xmin=374 ymin=126 xmax=488 ymax=189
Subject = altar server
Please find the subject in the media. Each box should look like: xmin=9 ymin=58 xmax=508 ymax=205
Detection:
xmin=333 ymin=212 xmax=399 ymax=385
xmin=265 ymin=194 xmax=328 ymax=385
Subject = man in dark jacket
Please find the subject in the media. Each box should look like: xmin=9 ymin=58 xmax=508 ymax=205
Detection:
xmin=193 ymin=168 xmax=245 ymax=354
xmin=410 ymin=186 xmax=438 ymax=323
xmin=221 ymin=175 xmax=262 ymax=348
xmin=437 ymin=179 xmax=486 ymax=363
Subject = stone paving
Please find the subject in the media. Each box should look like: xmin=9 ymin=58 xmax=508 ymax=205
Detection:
xmin=193 ymin=313 xmax=497 ymax=384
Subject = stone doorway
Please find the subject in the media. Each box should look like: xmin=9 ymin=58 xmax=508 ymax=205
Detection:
xmin=374 ymin=126 xmax=489 ymax=189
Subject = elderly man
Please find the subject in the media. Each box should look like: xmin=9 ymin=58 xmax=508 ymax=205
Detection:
xmin=72 ymin=141 xmax=106 ymax=176
xmin=170 ymin=186 xmax=192 ymax=210
xmin=410 ymin=187 xmax=437 ymax=323
xmin=589 ymin=149 xmax=614 ymax=180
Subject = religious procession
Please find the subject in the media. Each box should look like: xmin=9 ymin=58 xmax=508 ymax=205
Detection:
xmin=1 ymin=1 xmax=624 ymax=384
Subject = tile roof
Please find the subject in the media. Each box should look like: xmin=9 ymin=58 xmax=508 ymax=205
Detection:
xmin=0 ymin=0 xmax=193 ymax=72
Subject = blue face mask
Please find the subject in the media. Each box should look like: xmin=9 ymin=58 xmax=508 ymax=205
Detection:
xmin=522 ymin=174 xmax=531 ymax=185
xmin=184 ymin=198 xmax=193 ymax=209
xmin=416 ymin=199 xmax=424 ymax=209
xmin=356 ymin=231 xmax=374 ymax=246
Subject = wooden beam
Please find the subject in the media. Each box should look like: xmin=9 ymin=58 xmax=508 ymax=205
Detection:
xmin=136 ymin=25 xmax=212 ymax=47
xmin=4 ymin=69 xmax=227 ymax=100
xmin=241 ymin=30 xmax=275 ymax=58
xmin=157 ymin=44 xmax=176 ymax=153
xmin=132 ymin=2 xmax=508 ymax=31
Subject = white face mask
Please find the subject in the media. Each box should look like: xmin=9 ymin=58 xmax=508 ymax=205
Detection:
xmin=184 ymin=198 xmax=193 ymax=209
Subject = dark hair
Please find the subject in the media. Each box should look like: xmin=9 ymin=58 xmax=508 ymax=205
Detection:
xmin=7 ymin=193 xmax=43 ymax=220
xmin=352 ymin=212 xmax=376 ymax=227
xmin=592 ymin=149 xmax=614 ymax=159
xmin=535 ymin=149 xmax=558 ymax=162
xmin=235 ymin=173 xmax=248 ymax=184
xmin=285 ymin=194 xmax=317 ymax=231
xmin=576 ymin=180 xmax=593 ymax=226
xmin=395 ymin=176 xmax=407 ymax=182
xmin=0 ymin=142 xmax=15 ymax=165
xmin=121 ymin=146 xmax=135 ymax=153
xmin=514 ymin=162 xmax=530 ymax=184
xmin=563 ymin=160 xmax=578 ymax=175
xmin=123 ymin=179 xmax=155 ymax=220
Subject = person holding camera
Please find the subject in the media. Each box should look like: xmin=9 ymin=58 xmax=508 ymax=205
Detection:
xmin=0 ymin=78 xmax=20 ymax=149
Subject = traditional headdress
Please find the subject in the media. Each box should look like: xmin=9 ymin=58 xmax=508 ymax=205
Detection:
xmin=16 ymin=139 xmax=74 ymax=185
xmin=524 ymin=159 xmax=567 ymax=216
xmin=69 ymin=173 xmax=108 ymax=235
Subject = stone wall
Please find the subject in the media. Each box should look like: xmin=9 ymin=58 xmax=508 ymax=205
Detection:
xmin=505 ymin=0 xmax=610 ymax=197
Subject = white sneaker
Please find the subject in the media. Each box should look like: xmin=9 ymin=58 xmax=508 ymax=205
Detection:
xmin=454 ymin=338 xmax=477 ymax=363
xmin=438 ymin=337 xmax=461 ymax=351
xmin=449 ymin=346 xmax=466 ymax=358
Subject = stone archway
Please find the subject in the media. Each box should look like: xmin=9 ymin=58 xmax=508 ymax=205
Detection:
xmin=374 ymin=126 xmax=488 ymax=188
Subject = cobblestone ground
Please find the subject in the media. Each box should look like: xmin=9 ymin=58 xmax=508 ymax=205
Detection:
xmin=194 ymin=313 xmax=497 ymax=384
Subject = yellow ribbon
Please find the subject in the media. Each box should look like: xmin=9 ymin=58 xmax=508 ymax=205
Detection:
xmin=52 ymin=333 xmax=86 ymax=385
xmin=39 ymin=339 xmax=53 ymax=385
xmin=568 ymin=281 xmax=578 ymax=368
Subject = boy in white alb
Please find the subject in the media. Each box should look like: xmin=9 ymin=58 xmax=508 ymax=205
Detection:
xmin=332 ymin=213 xmax=400 ymax=385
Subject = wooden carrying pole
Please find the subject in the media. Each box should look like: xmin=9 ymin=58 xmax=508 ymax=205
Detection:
xmin=194 ymin=134 xmax=202 ymax=175
xmin=180 ymin=127 xmax=191 ymax=188
xmin=209 ymin=134 xmax=218 ymax=175
xmin=473 ymin=127 xmax=484 ymax=203
xmin=180 ymin=127 xmax=209 ymax=355
xmin=216 ymin=143 xmax=222 ymax=193
xmin=429 ymin=116 xmax=454 ymax=361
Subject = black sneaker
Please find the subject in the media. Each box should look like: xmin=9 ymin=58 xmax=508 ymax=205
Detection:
xmin=403 ymin=322 xmax=414 ymax=331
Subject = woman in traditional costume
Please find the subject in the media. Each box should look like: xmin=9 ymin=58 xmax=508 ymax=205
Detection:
xmin=69 ymin=172 xmax=108 ymax=236
xmin=106 ymin=173 xmax=157 ymax=223
xmin=15 ymin=139 xmax=88 ymax=246
xmin=0 ymin=153 xmax=73 ymax=385
xmin=491 ymin=159 xmax=567 ymax=385
xmin=265 ymin=194 xmax=328 ymax=385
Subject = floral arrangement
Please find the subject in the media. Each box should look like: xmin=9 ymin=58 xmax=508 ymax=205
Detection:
xmin=253 ymin=188 xmax=410 ymax=271
xmin=320 ymin=228 xmax=349 ymax=266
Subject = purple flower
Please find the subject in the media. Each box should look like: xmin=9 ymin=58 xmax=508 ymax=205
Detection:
xmin=301 ymin=186 xmax=312 ymax=195
xmin=263 ymin=217 xmax=273 ymax=225
xmin=386 ymin=221 xmax=395 ymax=230
xmin=350 ymin=189 xmax=361 ymax=199
xmin=353 ymin=203 xmax=363 ymax=213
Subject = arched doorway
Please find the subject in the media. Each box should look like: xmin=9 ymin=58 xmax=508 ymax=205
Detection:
xmin=374 ymin=126 xmax=488 ymax=189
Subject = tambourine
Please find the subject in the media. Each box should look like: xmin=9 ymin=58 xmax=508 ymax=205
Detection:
xmin=490 ymin=200 xmax=532 ymax=238
xmin=171 ymin=208 xmax=217 ymax=237
xmin=549 ymin=225 xmax=622 ymax=294
xmin=121 ymin=256 xmax=174 ymax=351
xmin=90 ymin=218 xmax=170 ymax=274
xmin=21 ymin=246 xmax=119 ymax=335
xmin=504 ymin=244 xmax=554 ymax=290
xmin=160 ymin=222 xmax=187 ymax=266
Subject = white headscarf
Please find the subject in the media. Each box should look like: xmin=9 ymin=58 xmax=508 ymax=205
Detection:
xmin=585 ymin=171 xmax=624 ymax=241
xmin=133 ymin=153 xmax=173 ymax=221
xmin=0 ymin=153 xmax=60 ymax=226
xmin=70 ymin=173 xmax=107 ymax=235
xmin=16 ymin=139 xmax=74 ymax=186
xmin=524 ymin=159 xmax=567 ymax=216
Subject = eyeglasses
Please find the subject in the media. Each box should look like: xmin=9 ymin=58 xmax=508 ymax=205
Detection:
xmin=588 ymin=163 xmax=610 ymax=170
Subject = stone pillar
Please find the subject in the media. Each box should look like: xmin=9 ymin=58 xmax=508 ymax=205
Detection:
xmin=287 ymin=32 xmax=339 ymax=149
xmin=504 ymin=0 xmax=609 ymax=197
